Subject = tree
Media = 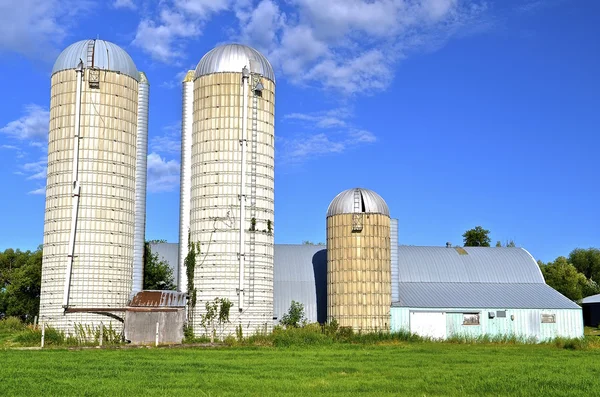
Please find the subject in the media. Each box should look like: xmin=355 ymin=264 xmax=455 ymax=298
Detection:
xmin=496 ymin=240 xmax=516 ymax=248
xmin=568 ymin=248 xmax=600 ymax=282
xmin=143 ymin=242 xmax=176 ymax=290
xmin=462 ymin=226 xmax=491 ymax=247
xmin=0 ymin=247 xmax=42 ymax=321
xmin=280 ymin=300 xmax=306 ymax=328
xmin=540 ymin=257 xmax=588 ymax=301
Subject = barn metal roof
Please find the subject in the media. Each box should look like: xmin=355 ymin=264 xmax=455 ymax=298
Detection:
xmin=274 ymin=244 xmax=327 ymax=323
xmin=326 ymin=188 xmax=390 ymax=217
xmin=194 ymin=43 xmax=275 ymax=82
xmin=582 ymin=293 xmax=600 ymax=304
xmin=398 ymin=246 xmax=545 ymax=284
xmin=52 ymin=39 xmax=139 ymax=81
xmin=393 ymin=282 xmax=580 ymax=309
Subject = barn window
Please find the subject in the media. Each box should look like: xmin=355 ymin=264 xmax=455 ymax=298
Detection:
xmin=496 ymin=310 xmax=506 ymax=318
xmin=541 ymin=314 xmax=556 ymax=323
xmin=463 ymin=313 xmax=480 ymax=325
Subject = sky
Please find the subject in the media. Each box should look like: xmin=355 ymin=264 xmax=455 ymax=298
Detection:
xmin=0 ymin=0 xmax=598 ymax=263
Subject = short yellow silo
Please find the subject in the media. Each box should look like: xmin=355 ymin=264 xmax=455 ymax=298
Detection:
xmin=326 ymin=188 xmax=391 ymax=332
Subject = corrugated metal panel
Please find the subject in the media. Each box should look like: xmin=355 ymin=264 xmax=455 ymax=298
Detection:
xmin=52 ymin=39 xmax=139 ymax=81
xmin=582 ymin=293 xmax=600 ymax=304
xmin=149 ymin=243 xmax=180 ymax=287
xmin=178 ymin=72 xmax=194 ymax=293
xmin=132 ymin=72 xmax=149 ymax=296
xmin=194 ymin=44 xmax=275 ymax=82
xmin=326 ymin=188 xmax=390 ymax=217
xmin=129 ymin=290 xmax=186 ymax=307
xmin=390 ymin=219 xmax=399 ymax=302
xmin=273 ymin=244 xmax=327 ymax=324
xmin=398 ymin=246 xmax=545 ymax=283
xmin=394 ymin=282 xmax=580 ymax=309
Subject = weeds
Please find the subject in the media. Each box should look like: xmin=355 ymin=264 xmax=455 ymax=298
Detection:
xmin=0 ymin=317 xmax=27 ymax=332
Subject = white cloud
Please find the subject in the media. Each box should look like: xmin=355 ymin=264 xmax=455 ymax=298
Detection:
xmin=113 ymin=0 xmax=136 ymax=9
xmin=150 ymin=122 xmax=181 ymax=155
xmin=0 ymin=0 xmax=93 ymax=59
xmin=174 ymin=0 xmax=231 ymax=17
xmin=133 ymin=9 xmax=202 ymax=62
xmin=235 ymin=0 xmax=487 ymax=94
xmin=28 ymin=187 xmax=46 ymax=195
xmin=161 ymin=69 xmax=194 ymax=89
xmin=147 ymin=153 xmax=180 ymax=192
xmin=132 ymin=1 xmax=231 ymax=62
xmin=0 ymin=104 xmax=49 ymax=144
xmin=280 ymin=107 xmax=376 ymax=163
xmin=22 ymin=159 xmax=47 ymax=180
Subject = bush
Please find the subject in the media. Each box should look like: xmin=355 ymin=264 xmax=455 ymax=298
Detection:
xmin=280 ymin=301 xmax=306 ymax=328
xmin=0 ymin=316 xmax=27 ymax=332
xmin=14 ymin=325 xmax=65 ymax=346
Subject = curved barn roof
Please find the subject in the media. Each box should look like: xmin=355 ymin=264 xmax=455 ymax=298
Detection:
xmin=52 ymin=39 xmax=139 ymax=81
xmin=398 ymin=246 xmax=544 ymax=284
xmin=327 ymin=188 xmax=390 ymax=217
xmin=194 ymin=43 xmax=275 ymax=82
xmin=274 ymin=244 xmax=327 ymax=323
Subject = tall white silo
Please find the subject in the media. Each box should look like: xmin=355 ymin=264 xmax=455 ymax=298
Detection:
xmin=39 ymin=39 xmax=149 ymax=332
xmin=179 ymin=44 xmax=275 ymax=337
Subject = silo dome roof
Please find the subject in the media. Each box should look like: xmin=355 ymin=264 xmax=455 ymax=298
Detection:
xmin=327 ymin=188 xmax=390 ymax=217
xmin=52 ymin=39 xmax=140 ymax=81
xmin=194 ymin=43 xmax=275 ymax=82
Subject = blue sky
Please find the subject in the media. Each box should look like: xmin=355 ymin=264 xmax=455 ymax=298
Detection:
xmin=0 ymin=0 xmax=597 ymax=263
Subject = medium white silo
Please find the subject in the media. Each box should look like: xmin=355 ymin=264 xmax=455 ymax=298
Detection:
xmin=179 ymin=44 xmax=275 ymax=337
xmin=39 ymin=39 xmax=149 ymax=332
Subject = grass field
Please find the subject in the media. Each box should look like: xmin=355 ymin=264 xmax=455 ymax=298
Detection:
xmin=2 ymin=343 xmax=600 ymax=396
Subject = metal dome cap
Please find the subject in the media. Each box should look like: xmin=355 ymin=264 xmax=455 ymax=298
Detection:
xmin=327 ymin=188 xmax=390 ymax=217
xmin=52 ymin=39 xmax=139 ymax=81
xmin=194 ymin=43 xmax=275 ymax=83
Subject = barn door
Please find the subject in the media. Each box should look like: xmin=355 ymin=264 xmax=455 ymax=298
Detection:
xmin=410 ymin=311 xmax=447 ymax=340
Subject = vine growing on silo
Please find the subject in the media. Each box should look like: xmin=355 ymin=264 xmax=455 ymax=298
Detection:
xmin=184 ymin=231 xmax=198 ymax=334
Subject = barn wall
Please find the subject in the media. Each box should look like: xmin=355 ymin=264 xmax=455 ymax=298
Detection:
xmin=391 ymin=307 xmax=583 ymax=341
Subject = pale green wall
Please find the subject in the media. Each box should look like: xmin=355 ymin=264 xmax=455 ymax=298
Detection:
xmin=391 ymin=307 xmax=583 ymax=341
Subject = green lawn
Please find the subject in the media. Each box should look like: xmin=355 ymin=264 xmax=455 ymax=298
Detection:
xmin=1 ymin=343 xmax=599 ymax=396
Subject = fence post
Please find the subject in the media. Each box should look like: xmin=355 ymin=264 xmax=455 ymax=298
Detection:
xmin=34 ymin=316 xmax=38 ymax=329
xmin=99 ymin=323 xmax=103 ymax=347
xmin=155 ymin=322 xmax=160 ymax=347
xmin=41 ymin=323 xmax=45 ymax=348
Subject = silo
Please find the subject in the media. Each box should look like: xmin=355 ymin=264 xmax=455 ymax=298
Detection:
xmin=39 ymin=39 xmax=148 ymax=332
xmin=182 ymin=44 xmax=275 ymax=337
xmin=326 ymin=188 xmax=391 ymax=332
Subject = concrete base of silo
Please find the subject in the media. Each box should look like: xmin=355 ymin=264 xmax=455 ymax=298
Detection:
xmin=124 ymin=308 xmax=185 ymax=345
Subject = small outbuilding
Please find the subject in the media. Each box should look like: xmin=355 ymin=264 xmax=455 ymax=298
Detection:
xmin=391 ymin=246 xmax=583 ymax=341
xmin=582 ymin=294 xmax=600 ymax=327
xmin=124 ymin=290 xmax=186 ymax=345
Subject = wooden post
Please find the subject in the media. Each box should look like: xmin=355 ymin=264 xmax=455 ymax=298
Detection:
xmin=41 ymin=324 xmax=45 ymax=348
xmin=155 ymin=322 xmax=159 ymax=347
xmin=99 ymin=323 xmax=103 ymax=347
xmin=33 ymin=316 xmax=38 ymax=329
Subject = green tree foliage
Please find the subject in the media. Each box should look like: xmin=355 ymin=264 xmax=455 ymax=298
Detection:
xmin=143 ymin=242 xmax=175 ymax=290
xmin=568 ymin=248 xmax=600 ymax=282
xmin=462 ymin=226 xmax=491 ymax=247
xmin=539 ymin=257 xmax=589 ymax=301
xmin=280 ymin=300 xmax=306 ymax=328
xmin=0 ymin=247 xmax=42 ymax=321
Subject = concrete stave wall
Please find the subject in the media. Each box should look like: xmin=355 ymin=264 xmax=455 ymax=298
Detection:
xmin=189 ymin=72 xmax=275 ymax=337
xmin=40 ymin=69 xmax=138 ymax=331
xmin=327 ymin=213 xmax=391 ymax=331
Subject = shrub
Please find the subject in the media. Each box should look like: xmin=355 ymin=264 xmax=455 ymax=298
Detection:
xmin=0 ymin=316 xmax=26 ymax=332
xmin=280 ymin=301 xmax=307 ymax=328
